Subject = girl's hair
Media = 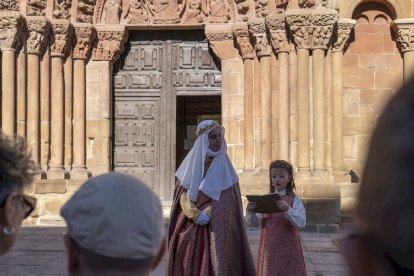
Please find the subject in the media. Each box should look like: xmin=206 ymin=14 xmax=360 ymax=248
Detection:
xmin=269 ymin=160 xmax=296 ymax=194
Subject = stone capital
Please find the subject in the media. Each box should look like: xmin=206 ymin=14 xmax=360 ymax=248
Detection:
xmin=392 ymin=19 xmax=414 ymax=53
xmin=0 ymin=11 xmax=24 ymax=52
xmin=205 ymin=24 xmax=238 ymax=60
xmin=26 ymin=16 xmax=50 ymax=56
xmin=286 ymin=8 xmax=338 ymax=50
xmin=50 ymin=19 xmax=72 ymax=58
xmin=266 ymin=13 xmax=289 ymax=54
xmin=248 ymin=18 xmax=271 ymax=57
xmin=92 ymin=25 xmax=128 ymax=62
xmin=73 ymin=23 xmax=94 ymax=60
xmin=232 ymin=22 xmax=255 ymax=60
xmin=332 ymin=19 xmax=356 ymax=53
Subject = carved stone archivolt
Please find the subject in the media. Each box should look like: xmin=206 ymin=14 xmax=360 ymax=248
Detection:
xmin=26 ymin=16 xmax=50 ymax=55
xmin=53 ymin=0 xmax=72 ymax=20
xmin=275 ymin=0 xmax=288 ymax=11
xmin=92 ymin=27 xmax=128 ymax=62
xmin=27 ymin=0 xmax=47 ymax=16
xmin=234 ymin=0 xmax=249 ymax=22
xmin=233 ymin=22 xmax=255 ymax=59
xmin=299 ymin=0 xmax=315 ymax=8
xmin=77 ymin=0 xmax=96 ymax=23
xmin=0 ymin=0 xmax=19 ymax=11
xmin=74 ymin=24 xmax=94 ymax=60
xmin=266 ymin=13 xmax=289 ymax=53
xmin=0 ymin=11 xmax=24 ymax=51
xmin=254 ymin=0 xmax=269 ymax=19
xmin=286 ymin=8 xmax=338 ymax=50
xmin=50 ymin=20 xmax=72 ymax=58
xmin=392 ymin=19 xmax=414 ymax=53
xmin=248 ymin=18 xmax=271 ymax=57
xmin=332 ymin=19 xmax=355 ymax=53
xmin=95 ymin=0 xmax=234 ymax=25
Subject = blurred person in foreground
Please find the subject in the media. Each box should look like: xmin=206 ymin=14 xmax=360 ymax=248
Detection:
xmin=61 ymin=172 xmax=165 ymax=276
xmin=343 ymin=76 xmax=414 ymax=275
xmin=0 ymin=134 xmax=36 ymax=256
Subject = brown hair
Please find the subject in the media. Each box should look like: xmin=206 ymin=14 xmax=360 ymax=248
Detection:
xmin=269 ymin=160 xmax=295 ymax=194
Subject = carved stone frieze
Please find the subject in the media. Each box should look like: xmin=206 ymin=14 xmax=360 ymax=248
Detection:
xmin=234 ymin=0 xmax=249 ymax=22
xmin=53 ymin=0 xmax=72 ymax=20
xmin=27 ymin=0 xmax=47 ymax=16
xmin=207 ymin=0 xmax=231 ymax=23
xmin=266 ymin=13 xmax=289 ymax=53
xmin=0 ymin=0 xmax=19 ymax=11
xmin=299 ymin=0 xmax=315 ymax=8
xmin=92 ymin=27 xmax=128 ymax=62
xmin=206 ymin=32 xmax=233 ymax=41
xmin=0 ymin=11 xmax=24 ymax=51
xmin=254 ymin=0 xmax=269 ymax=18
xmin=123 ymin=0 xmax=149 ymax=24
xmin=286 ymin=8 xmax=338 ymax=50
xmin=248 ymin=19 xmax=271 ymax=57
xmin=232 ymin=22 xmax=255 ymax=59
xmin=78 ymin=0 xmax=96 ymax=23
xmin=392 ymin=19 xmax=414 ymax=53
xmin=150 ymin=0 xmax=180 ymax=24
xmin=50 ymin=20 xmax=72 ymax=58
xmin=73 ymin=24 xmax=94 ymax=60
xmin=26 ymin=16 xmax=50 ymax=55
xmin=332 ymin=19 xmax=356 ymax=53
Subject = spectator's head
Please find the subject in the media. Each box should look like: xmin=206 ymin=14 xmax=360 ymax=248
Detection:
xmin=61 ymin=172 xmax=165 ymax=276
xmin=0 ymin=134 xmax=36 ymax=256
xmin=343 ymin=77 xmax=414 ymax=275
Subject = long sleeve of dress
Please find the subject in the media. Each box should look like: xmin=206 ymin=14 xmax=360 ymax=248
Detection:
xmin=179 ymin=191 xmax=212 ymax=221
xmin=284 ymin=196 xmax=306 ymax=229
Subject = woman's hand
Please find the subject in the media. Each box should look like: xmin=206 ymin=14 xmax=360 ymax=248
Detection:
xmin=276 ymin=200 xmax=290 ymax=212
xmin=246 ymin=202 xmax=257 ymax=213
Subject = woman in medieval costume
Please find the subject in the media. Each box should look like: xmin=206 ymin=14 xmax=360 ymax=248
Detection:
xmin=166 ymin=120 xmax=255 ymax=276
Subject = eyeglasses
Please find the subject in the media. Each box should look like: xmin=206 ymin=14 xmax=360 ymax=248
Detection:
xmin=0 ymin=191 xmax=36 ymax=219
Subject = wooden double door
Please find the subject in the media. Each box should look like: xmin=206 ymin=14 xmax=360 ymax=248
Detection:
xmin=113 ymin=30 xmax=221 ymax=201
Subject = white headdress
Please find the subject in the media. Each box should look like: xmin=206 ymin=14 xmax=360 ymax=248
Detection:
xmin=175 ymin=120 xmax=239 ymax=201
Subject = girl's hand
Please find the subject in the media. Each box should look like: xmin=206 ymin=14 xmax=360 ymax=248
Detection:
xmin=246 ymin=202 xmax=257 ymax=212
xmin=276 ymin=200 xmax=289 ymax=212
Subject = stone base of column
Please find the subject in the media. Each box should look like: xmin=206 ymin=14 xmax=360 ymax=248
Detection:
xmin=70 ymin=166 xmax=92 ymax=180
xmin=34 ymin=169 xmax=47 ymax=180
xmin=47 ymin=167 xmax=69 ymax=180
xmin=333 ymin=169 xmax=352 ymax=182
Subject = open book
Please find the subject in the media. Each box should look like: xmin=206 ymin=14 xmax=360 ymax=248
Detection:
xmin=246 ymin=193 xmax=283 ymax=213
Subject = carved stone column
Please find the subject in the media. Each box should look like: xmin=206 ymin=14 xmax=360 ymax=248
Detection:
xmin=249 ymin=18 xmax=272 ymax=169
xmin=233 ymin=23 xmax=255 ymax=170
xmin=48 ymin=20 xmax=71 ymax=179
xmin=286 ymin=10 xmax=312 ymax=172
xmin=332 ymin=19 xmax=355 ymax=178
xmin=0 ymin=12 xmax=22 ymax=136
xmin=267 ymin=13 xmax=290 ymax=161
xmin=71 ymin=23 xmax=93 ymax=179
xmin=89 ymin=26 xmax=128 ymax=174
xmin=392 ymin=19 xmax=414 ymax=82
xmin=26 ymin=16 xmax=49 ymax=177
xmin=311 ymin=9 xmax=338 ymax=172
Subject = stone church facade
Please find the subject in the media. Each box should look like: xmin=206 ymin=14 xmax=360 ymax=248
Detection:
xmin=0 ymin=0 xmax=411 ymax=230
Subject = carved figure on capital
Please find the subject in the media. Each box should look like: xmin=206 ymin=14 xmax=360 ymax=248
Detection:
xmin=234 ymin=0 xmax=249 ymax=22
xmin=208 ymin=0 xmax=230 ymax=23
xmin=254 ymin=0 xmax=269 ymax=18
xmin=27 ymin=0 xmax=47 ymax=16
xmin=0 ymin=12 xmax=23 ymax=51
xmin=332 ymin=22 xmax=355 ymax=53
xmin=310 ymin=12 xmax=338 ymax=49
xmin=78 ymin=0 xmax=96 ymax=23
xmin=233 ymin=27 xmax=255 ymax=59
xmin=299 ymin=0 xmax=315 ymax=8
xmin=27 ymin=18 xmax=50 ymax=55
xmin=50 ymin=23 xmax=72 ymax=57
xmin=248 ymin=20 xmax=271 ymax=57
xmin=53 ymin=0 xmax=71 ymax=20
xmin=74 ymin=27 xmax=94 ymax=59
xmin=266 ymin=14 xmax=289 ymax=53
xmin=395 ymin=28 xmax=414 ymax=52
xmin=93 ymin=30 xmax=128 ymax=62
xmin=148 ymin=0 xmax=181 ymax=24
xmin=0 ymin=0 xmax=19 ymax=11
xmin=123 ymin=0 xmax=149 ymax=24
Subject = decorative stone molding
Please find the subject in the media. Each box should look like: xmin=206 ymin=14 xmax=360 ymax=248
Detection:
xmin=205 ymin=24 xmax=238 ymax=60
xmin=232 ymin=22 xmax=255 ymax=60
xmin=77 ymin=0 xmax=96 ymax=23
xmin=92 ymin=26 xmax=128 ymax=62
xmin=0 ymin=11 xmax=24 ymax=52
xmin=27 ymin=0 xmax=47 ymax=16
xmin=266 ymin=13 xmax=289 ymax=53
xmin=50 ymin=20 xmax=72 ymax=58
xmin=234 ymin=0 xmax=249 ymax=22
xmin=53 ymin=0 xmax=72 ymax=20
xmin=392 ymin=19 xmax=414 ymax=53
xmin=205 ymin=32 xmax=233 ymax=41
xmin=286 ymin=8 xmax=338 ymax=50
xmin=254 ymin=0 xmax=269 ymax=18
xmin=26 ymin=16 xmax=50 ymax=55
xmin=332 ymin=18 xmax=356 ymax=53
xmin=73 ymin=24 xmax=94 ymax=60
xmin=0 ymin=0 xmax=19 ymax=11
xmin=248 ymin=18 xmax=271 ymax=57
xmin=299 ymin=0 xmax=315 ymax=8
